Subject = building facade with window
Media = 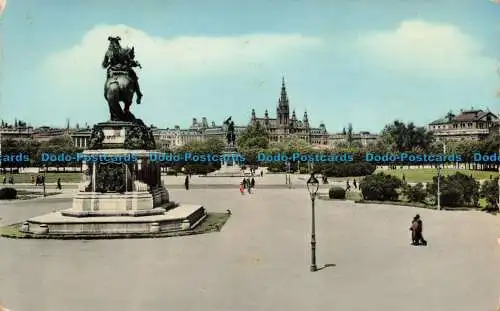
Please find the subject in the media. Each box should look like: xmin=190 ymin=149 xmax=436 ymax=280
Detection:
xmin=429 ymin=109 xmax=498 ymax=141
xmin=327 ymin=131 xmax=380 ymax=148
xmin=249 ymin=78 xmax=329 ymax=147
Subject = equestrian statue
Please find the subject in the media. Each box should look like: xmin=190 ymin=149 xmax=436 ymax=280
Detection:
xmin=102 ymin=36 xmax=144 ymax=122
xmin=223 ymin=116 xmax=236 ymax=147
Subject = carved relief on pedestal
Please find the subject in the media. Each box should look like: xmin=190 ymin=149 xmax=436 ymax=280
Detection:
xmin=133 ymin=180 xmax=149 ymax=192
xmin=79 ymin=168 xmax=92 ymax=192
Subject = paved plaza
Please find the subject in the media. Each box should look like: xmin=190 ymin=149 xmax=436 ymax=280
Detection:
xmin=0 ymin=187 xmax=499 ymax=311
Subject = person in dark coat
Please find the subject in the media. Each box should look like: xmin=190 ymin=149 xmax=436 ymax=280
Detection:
xmin=415 ymin=215 xmax=427 ymax=245
xmin=410 ymin=214 xmax=427 ymax=246
xmin=353 ymin=178 xmax=357 ymax=189
xmin=346 ymin=179 xmax=351 ymax=191
xmin=184 ymin=175 xmax=189 ymax=190
xmin=57 ymin=178 xmax=62 ymax=190
xmin=250 ymin=177 xmax=255 ymax=188
xmin=410 ymin=217 xmax=418 ymax=245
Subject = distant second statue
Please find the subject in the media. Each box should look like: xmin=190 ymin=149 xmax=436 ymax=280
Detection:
xmin=101 ymin=36 xmax=144 ymax=122
xmin=224 ymin=116 xmax=236 ymax=147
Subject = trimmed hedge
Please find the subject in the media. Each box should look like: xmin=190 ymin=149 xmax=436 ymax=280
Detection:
xmin=427 ymin=172 xmax=480 ymax=207
xmin=329 ymin=186 xmax=346 ymax=199
xmin=0 ymin=187 xmax=17 ymax=200
xmin=359 ymin=173 xmax=402 ymax=201
xmin=402 ymin=182 xmax=427 ymax=203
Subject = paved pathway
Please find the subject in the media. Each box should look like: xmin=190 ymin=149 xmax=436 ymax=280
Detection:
xmin=0 ymin=189 xmax=499 ymax=311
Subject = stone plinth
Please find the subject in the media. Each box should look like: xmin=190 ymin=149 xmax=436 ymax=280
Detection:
xmin=24 ymin=204 xmax=207 ymax=235
xmin=88 ymin=121 xmax=155 ymax=150
xmin=71 ymin=191 xmax=153 ymax=212
xmin=19 ymin=120 xmax=208 ymax=238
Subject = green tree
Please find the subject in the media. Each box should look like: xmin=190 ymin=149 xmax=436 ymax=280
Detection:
xmin=282 ymin=135 xmax=312 ymax=155
xmin=39 ymin=136 xmax=77 ymax=170
xmin=173 ymin=139 xmax=223 ymax=174
xmin=480 ymin=177 xmax=499 ymax=210
xmin=237 ymin=122 xmax=269 ymax=150
xmin=382 ymin=120 xmax=433 ymax=152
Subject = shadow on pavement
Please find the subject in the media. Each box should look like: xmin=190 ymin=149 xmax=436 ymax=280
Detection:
xmin=317 ymin=263 xmax=336 ymax=271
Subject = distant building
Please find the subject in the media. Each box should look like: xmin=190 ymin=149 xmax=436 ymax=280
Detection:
xmin=0 ymin=126 xmax=34 ymax=141
xmin=250 ymin=78 xmax=328 ymax=147
xmin=153 ymin=118 xmax=245 ymax=149
xmin=32 ymin=126 xmax=72 ymax=142
xmin=328 ymin=131 xmax=380 ymax=148
xmin=429 ymin=109 xmax=499 ymax=141
xmin=71 ymin=127 xmax=92 ymax=149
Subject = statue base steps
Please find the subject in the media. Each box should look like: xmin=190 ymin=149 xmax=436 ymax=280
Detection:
xmin=23 ymin=204 xmax=206 ymax=235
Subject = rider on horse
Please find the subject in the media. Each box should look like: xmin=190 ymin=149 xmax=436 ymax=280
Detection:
xmin=102 ymin=36 xmax=143 ymax=104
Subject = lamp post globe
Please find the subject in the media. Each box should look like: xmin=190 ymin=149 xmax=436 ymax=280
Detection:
xmin=306 ymin=173 xmax=319 ymax=197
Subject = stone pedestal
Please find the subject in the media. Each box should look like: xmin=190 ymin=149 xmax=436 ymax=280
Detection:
xmin=22 ymin=121 xmax=207 ymax=237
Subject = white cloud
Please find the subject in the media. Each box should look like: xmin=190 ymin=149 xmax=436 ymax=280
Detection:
xmin=41 ymin=24 xmax=322 ymax=88
xmin=358 ymin=20 xmax=496 ymax=78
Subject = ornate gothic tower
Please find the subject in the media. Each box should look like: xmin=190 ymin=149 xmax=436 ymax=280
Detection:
xmin=251 ymin=108 xmax=256 ymax=124
xmin=303 ymin=111 xmax=309 ymax=128
xmin=290 ymin=109 xmax=297 ymax=132
xmin=277 ymin=77 xmax=290 ymax=126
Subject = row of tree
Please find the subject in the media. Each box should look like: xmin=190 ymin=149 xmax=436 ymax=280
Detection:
xmin=0 ymin=120 xmax=498 ymax=173
xmin=359 ymin=172 xmax=499 ymax=210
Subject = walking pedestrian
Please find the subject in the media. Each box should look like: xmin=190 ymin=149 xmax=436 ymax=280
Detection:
xmin=346 ymin=179 xmax=351 ymax=191
xmin=184 ymin=175 xmax=189 ymax=190
xmin=260 ymin=170 xmax=263 ymax=177
xmin=247 ymin=178 xmax=252 ymax=194
xmin=239 ymin=182 xmax=245 ymax=195
xmin=250 ymin=177 xmax=255 ymax=189
xmin=410 ymin=214 xmax=427 ymax=246
xmin=353 ymin=178 xmax=357 ymax=189
xmin=57 ymin=177 xmax=62 ymax=190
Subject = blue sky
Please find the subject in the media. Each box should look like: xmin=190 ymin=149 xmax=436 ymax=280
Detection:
xmin=1 ymin=0 xmax=499 ymax=133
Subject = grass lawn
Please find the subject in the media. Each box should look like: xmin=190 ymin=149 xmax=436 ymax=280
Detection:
xmin=376 ymin=168 xmax=498 ymax=183
xmin=0 ymin=172 xmax=82 ymax=183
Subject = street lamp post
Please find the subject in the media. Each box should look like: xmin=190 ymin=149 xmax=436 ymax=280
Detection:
xmin=437 ymin=163 xmax=441 ymax=210
xmin=306 ymin=173 xmax=319 ymax=272
xmin=43 ymin=165 xmax=47 ymax=197
xmin=287 ymin=162 xmax=291 ymax=189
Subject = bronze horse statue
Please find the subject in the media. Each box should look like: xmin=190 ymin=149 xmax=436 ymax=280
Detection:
xmin=102 ymin=36 xmax=142 ymax=122
xmin=105 ymin=69 xmax=135 ymax=121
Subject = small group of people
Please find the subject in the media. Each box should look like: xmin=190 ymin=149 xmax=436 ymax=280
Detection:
xmin=32 ymin=175 xmax=45 ymax=186
xmin=30 ymin=175 xmax=62 ymax=190
xmin=240 ymin=177 xmax=255 ymax=194
xmin=249 ymin=167 xmax=263 ymax=177
xmin=2 ymin=176 xmax=14 ymax=184
xmin=345 ymin=178 xmax=357 ymax=191
xmin=409 ymin=214 xmax=427 ymax=246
